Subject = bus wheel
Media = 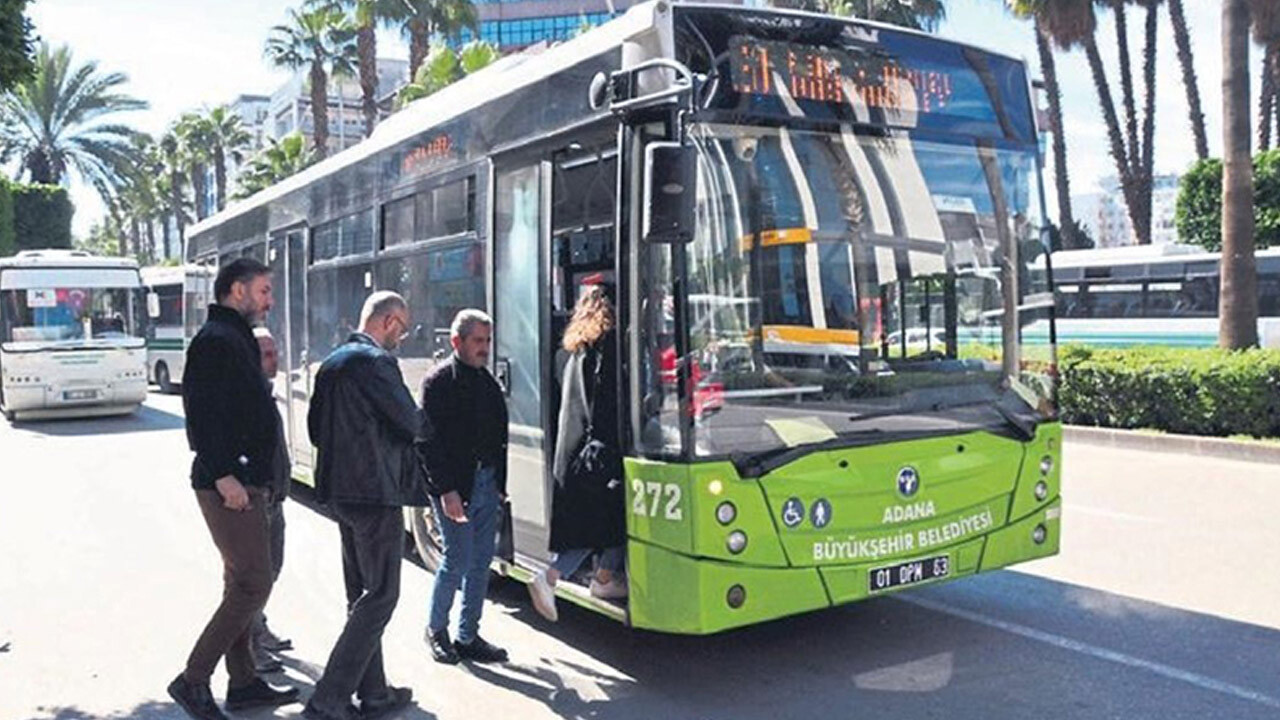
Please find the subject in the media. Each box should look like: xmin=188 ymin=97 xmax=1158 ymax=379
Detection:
xmin=406 ymin=504 xmax=445 ymax=573
xmin=155 ymin=363 xmax=173 ymax=394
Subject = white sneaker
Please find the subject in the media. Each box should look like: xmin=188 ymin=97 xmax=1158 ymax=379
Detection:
xmin=589 ymin=576 xmax=628 ymax=600
xmin=529 ymin=570 xmax=558 ymax=622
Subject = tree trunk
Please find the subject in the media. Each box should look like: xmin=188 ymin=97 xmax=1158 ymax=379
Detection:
xmin=1168 ymin=0 xmax=1209 ymax=160
xmin=214 ymin=145 xmax=227 ymax=212
xmin=1035 ymin=22 xmax=1078 ymax=248
xmin=409 ymin=19 xmax=429 ymax=82
xmin=1259 ymin=44 xmax=1276 ymax=151
xmin=1137 ymin=0 xmax=1158 ymax=246
xmin=170 ymin=172 xmax=185 ymax=247
xmin=1220 ymin=0 xmax=1258 ymax=348
xmin=310 ymin=61 xmax=330 ymax=160
xmin=161 ymin=214 xmax=172 ymax=260
xmin=1112 ymin=2 xmax=1140 ymax=180
xmin=1084 ymin=36 xmax=1142 ymax=244
xmin=129 ymin=219 xmax=141 ymax=261
xmin=358 ymin=22 xmax=378 ymax=138
xmin=144 ymin=219 xmax=157 ymax=265
xmin=191 ymin=163 xmax=208 ymax=221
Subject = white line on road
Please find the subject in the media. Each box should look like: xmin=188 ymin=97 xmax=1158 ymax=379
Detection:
xmin=897 ymin=595 xmax=1280 ymax=710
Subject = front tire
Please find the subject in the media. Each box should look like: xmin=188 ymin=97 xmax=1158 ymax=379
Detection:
xmin=155 ymin=362 xmax=173 ymax=394
xmin=406 ymin=504 xmax=445 ymax=572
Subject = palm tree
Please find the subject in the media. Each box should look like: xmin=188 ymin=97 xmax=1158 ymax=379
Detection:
xmin=1220 ymin=0 xmax=1257 ymax=348
xmin=265 ymin=5 xmax=358 ymax=160
xmin=1008 ymin=1 xmax=1080 ymax=249
xmin=1167 ymin=0 xmax=1208 ymax=160
xmin=395 ymin=0 xmax=479 ymax=81
xmin=175 ymin=112 xmax=213 ymax=221
xmin=397 ymin=40 xmax=498 ymax=107
xmin=1252 ymin=0 xmax=1280 ymax=149
xmin=158 ymin=129 xmax=189 ymax=257
xmin=0 ymin=43 xmax=145 ymax=207
xmin=326 ymin=0 xmax=405 ymax=138
xmin=201 ymin=105 xmax=253 ymax=212
xmin=233 ymin=132 xmax=316 ymax=200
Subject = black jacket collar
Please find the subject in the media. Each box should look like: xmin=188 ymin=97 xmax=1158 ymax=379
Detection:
xmin=207 ymin=304 xmax=254 ymax=338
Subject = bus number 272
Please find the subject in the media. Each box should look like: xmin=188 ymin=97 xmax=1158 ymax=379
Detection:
xmin=631 ymin=480 xmax=683 ymax=521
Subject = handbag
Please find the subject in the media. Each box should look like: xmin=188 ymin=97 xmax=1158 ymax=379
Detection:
xmin=496 ymin=497 xmax=515 ymax=563
xmin=567 ymin=348 xmax=619 ymax=486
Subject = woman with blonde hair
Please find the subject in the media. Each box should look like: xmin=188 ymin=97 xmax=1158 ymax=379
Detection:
xmin=528 ymin=284 xmax=627 ymax=622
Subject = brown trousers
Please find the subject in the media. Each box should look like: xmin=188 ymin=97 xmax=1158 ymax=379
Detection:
xmin=184 ymin=488 xmax=274 ymax=688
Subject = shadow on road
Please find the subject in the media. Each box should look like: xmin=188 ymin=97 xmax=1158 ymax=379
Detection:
xmin=9 ymin=403 xmax=185 ymax=436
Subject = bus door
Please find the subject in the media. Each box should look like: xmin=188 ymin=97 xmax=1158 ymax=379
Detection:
xmin=282 ymin=227 xmax=312 ymax=470
xmin=493 ymin=159 xmax=552 ymax=561
xmin=263 ymin=232 xmax=291 ymax=454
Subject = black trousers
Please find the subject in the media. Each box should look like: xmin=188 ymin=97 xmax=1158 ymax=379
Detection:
xmin=309 ymin=503 xmax=404 ymax=712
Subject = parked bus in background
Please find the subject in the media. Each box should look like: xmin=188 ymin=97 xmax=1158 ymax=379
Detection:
xmin=141 ymin=264 xmax=215 ymax=393
xmin=186 ymin=1 xmax=1062 ymax=634
xmin=1039 ymin=244 xmax=1280 ymax=348
xmin=0 ymin=250 xmax=148 ymax=421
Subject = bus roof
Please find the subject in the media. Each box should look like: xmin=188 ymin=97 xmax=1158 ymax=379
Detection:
xmin=0 ymin=250 xmax=140 ymax=270
xmin=141 ymin=264 xmax=213 ymax=287
xmin=187 ymin=0 xmax=663 ymax=241
xmin=1051 ymin=244 xmax=1280 ymax=269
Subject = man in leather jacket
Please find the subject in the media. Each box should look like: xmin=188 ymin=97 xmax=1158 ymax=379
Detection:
xmin=303 ymin=291 xmax=429 ymax=720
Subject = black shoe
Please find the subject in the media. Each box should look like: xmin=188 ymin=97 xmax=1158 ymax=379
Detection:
xmin=224 ymin=677 xmax=300 ymax=711
xmin=167 ymin=673 xmax=228 ymax=720
xmin=302 ymin=701 xmax=359 ymax=720
xmin=425 ymin=628 xmax=459 ymax=664
xmin=454 ymin=635 xmax=508 ymax=664
xmin=359 ymin=686 xmax=413 ymax=719
xmin=256 ymin=623 xmax=293 ymax=652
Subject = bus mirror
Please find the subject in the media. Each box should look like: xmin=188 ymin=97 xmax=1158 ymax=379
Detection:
xmin=642 ymin=141 xmax=695 ymax=244
xmin=146 ymin=292 xmax=160 ymax=319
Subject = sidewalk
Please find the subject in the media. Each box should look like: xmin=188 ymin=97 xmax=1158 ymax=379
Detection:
xmin=1064 ymin=425 xmax=1280 ymax=465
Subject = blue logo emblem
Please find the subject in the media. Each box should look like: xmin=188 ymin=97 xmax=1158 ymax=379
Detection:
xmin=896 ymin=466 xmax=920 ymax=497
xmin=781 ymin=497 xmax=805 ymax=528
xmin=810 ymin=499 xmax=832 ymax=529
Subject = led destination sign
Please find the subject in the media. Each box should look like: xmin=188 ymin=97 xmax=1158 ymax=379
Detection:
xmin=730 ymin=36 xmax=955 ymax=114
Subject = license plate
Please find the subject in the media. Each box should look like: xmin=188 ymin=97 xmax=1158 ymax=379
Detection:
xmin=63 ymin=389 xmax=98 ymax=401
xmin=869 ymin=555 xmax=950 ymax=593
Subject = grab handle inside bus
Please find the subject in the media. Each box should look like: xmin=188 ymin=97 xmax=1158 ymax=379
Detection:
xmin=642 ymin=141 xmax=695 ymax=244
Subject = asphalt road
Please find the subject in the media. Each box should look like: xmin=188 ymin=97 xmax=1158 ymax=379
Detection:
xmin=1 ymin=393 xmax=1277 ymax=720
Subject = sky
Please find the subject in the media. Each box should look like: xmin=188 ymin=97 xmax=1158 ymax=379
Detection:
xmin=21 ymin=0 xmax=1250 ymax=238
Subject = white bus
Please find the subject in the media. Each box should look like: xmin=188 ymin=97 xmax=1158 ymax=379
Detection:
xmin=0 ymin=250 xmax=149 ymax=421
xmin=141 ymin=264 xmax=215 ymax=393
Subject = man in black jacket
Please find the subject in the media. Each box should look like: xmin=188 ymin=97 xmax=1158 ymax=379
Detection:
xmin=421 ymin=308 xmax=509 ymax=665
xmin=168 ymin=258 xmax=299 ymax=720
xmin=303 ymin=291 xmax=428 ymax=720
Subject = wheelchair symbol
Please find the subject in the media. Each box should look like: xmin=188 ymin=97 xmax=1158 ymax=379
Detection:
xmin=782 ymin=497 xmax=805 ymax=528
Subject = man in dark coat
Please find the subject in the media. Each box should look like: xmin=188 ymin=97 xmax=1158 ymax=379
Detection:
xmin=303 ymin=291 xmax=429 ymax=720
xmin=168 ymin=258 xmax=299 ymax=720
xmin=420 ymin=308 xmax=510 ymax=665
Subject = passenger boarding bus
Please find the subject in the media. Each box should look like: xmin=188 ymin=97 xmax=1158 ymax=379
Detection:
xmin=141 ymin=265 xmax=215 ymax=392
xmin=0 ymin=250 xmax=149 ymax=421
xmin=186 ymin=1 xmax=1062 ymax=634
xmin=1041 ymin=244 xmax=1280 ymax=348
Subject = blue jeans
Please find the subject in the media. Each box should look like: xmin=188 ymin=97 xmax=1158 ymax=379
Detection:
xmin=551 ymin=546 xmax=625 ymax=579
xmin=427 ymin=466 xmax=499 ymax=644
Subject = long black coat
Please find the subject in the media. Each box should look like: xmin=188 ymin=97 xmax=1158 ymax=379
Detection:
xmin=549 ymin=332 xmax=626 ymax=552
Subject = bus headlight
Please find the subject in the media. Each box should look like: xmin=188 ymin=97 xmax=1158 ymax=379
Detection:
xmin=1039 ymin=455 xmax=1054 ymax=476
xmin=716 ymin=502 xmax=737 ymax=525
xmin=726 ymin=530 xmax=748 ymax=554
xmin=1032 ymin=524 xmax=1048 ymax=545
xmin=1034 ymin=480 xmax=1049 ymax=501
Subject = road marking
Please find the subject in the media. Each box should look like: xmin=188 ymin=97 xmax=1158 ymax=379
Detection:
xmin=897 ymin=595 xmax=1280 ymax=710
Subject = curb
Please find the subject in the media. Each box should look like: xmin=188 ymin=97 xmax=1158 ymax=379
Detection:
xmin=1063 ymin=425 xmax=1280 ymax=465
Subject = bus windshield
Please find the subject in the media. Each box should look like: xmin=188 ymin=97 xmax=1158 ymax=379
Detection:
xmin=1 ymin=272 xmax=145 ymax=349
xmin=659 ymin=123 xmax=1054 ymax=458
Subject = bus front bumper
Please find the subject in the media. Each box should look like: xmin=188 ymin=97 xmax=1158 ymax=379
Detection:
xmin=626 ymin=499 xmax=1060 ymax=634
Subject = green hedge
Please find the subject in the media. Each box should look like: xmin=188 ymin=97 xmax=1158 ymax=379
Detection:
xmin=11 ymin=182 xmax=72 ymax=250
xmin=1058 ymin=345 xmax=1280 ymax=438
xmin=1175 ymin=150 xmax=1280 ymax=251
xmin=0 ymin=177 xmax=14 ymax=256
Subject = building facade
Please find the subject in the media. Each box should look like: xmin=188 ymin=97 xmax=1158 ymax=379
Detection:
xmin=1073 ymin=173 xmax=1181 ymax=248
xmin=460 ymin=0 xmax=636 ymax=50
xmin=267 ymin=58 xmax=409 ymax=154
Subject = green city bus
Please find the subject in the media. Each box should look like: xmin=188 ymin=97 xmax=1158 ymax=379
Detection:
xmin=186 ymin=0 xmax=1061 ymax=635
